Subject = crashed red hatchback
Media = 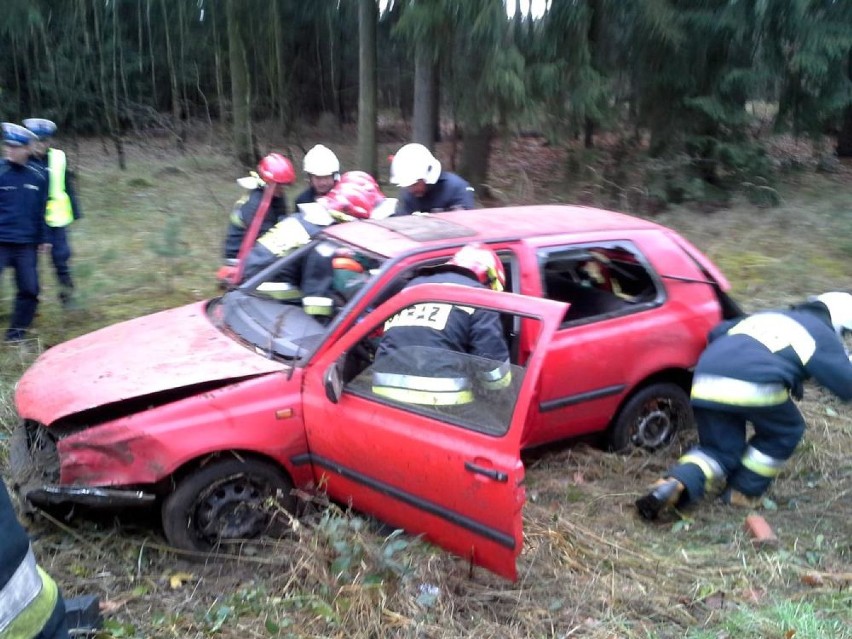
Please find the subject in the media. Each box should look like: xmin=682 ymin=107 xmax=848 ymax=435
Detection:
xmin=12 ymin=205 xmax=738 ymax=580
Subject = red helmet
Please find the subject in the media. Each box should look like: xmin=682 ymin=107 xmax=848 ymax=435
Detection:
xmin=338 ymin=170 xmax=379 ymax=191
xmin=319 ymin=174 xmax=385 ymax=220
xmin=257 ymin=153 xmax=296 ymax=184
xmin=447 ymin=244 xmax=506 ymax=291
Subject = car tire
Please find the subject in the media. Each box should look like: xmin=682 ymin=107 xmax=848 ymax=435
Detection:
xmin=608 ymin=383 xmax=692 ymax=452
xmin=161 ymin=457 xmax=295 ymax=553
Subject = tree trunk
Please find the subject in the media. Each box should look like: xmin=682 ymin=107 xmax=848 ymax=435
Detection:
xmin=413 ymin=42 xmax=436 ymax=149
xmin=160 ymin=0 xmax=185 ymax=152
xmin=92 ymin=0 xmax=125 ymax=169
xmin=227 ymin=0 xmax=255 ymax=167
xmin=837 ymin=49 xmax=852 ymax=157
xmin=458 ymin=124 xmax=493 ymax=196
xmin=211 ymin=1 xmax=225 ymax=121
xmin=272 ymin=1 xmax=288 ymax=133
xmin=146 ymin=0 xmax=158 ymax=109
xmin=357 ymin=0 xmax=378 ymax=177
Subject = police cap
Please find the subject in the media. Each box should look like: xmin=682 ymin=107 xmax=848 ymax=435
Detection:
xmin=23 ymin=118 xmax=57 ymax=139
xmin=2 ymin=122 xmax=37 ymax=146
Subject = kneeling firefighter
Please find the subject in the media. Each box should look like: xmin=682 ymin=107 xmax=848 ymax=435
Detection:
xmin=636 ymin=292 xmax=852 ymax=520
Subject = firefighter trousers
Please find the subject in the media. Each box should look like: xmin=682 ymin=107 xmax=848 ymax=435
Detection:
xmin=669 ymin=399 xmax=806 ymax=504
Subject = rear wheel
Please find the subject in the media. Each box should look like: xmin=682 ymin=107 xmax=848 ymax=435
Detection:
xmin=608 ymin=383 xmax=692 ymax=452
xmin=162 ymin=457 xmax=295 ymax=553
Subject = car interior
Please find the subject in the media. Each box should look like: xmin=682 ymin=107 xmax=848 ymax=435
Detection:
xmin=538 ymin=244 xmax=660 ymax=326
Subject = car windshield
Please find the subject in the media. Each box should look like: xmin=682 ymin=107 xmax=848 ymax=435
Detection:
xmin=209 ymin=238 xmax=385 ymax=361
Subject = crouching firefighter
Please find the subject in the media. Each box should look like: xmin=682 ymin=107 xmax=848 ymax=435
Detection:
xmin=636 ymin=292 xmax=852 ymax=520
xmin=371 ymin=244 xmax=511 ymax=419
xmin=0 ymin=478 xmax=69 ymax=639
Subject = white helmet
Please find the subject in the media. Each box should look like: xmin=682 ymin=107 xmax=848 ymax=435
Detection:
xmin=303 ymin=144 xmax=340 ymax=177
xmin=813 ymin=292 xmax=852 ymax=336
xmin=390 ymin=143 xmax=442 ymax=187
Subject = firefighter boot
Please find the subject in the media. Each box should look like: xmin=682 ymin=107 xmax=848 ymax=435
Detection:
xmin=59 ymin=284 xmax=79 ymax=310
xmin=635 ymin=478 xmax=685 ymax=521
xmin=722 ymin=488 xmax=760 ymax=509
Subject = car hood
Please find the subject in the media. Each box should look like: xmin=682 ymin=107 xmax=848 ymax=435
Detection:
xmin=16 ymin=301 xmax=286 ymax=425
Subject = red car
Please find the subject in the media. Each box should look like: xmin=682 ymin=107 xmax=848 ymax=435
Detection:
xmin=11 ymin=205 xmax=738 ymax=580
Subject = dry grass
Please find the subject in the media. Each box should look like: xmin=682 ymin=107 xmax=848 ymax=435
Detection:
xmin=1 ymin=127 xmax=850 ymax=638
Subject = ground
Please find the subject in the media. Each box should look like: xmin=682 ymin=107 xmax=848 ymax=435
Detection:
xmin=0 ymin=123 xmax=850 ymax=638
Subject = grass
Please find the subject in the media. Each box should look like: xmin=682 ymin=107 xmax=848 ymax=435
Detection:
xmin=1 ymin=130 xmax=851 ymax=638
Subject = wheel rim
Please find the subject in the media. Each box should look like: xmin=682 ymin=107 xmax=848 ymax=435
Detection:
xmin=192 ymin=474 xmax=277 ymax=544
xmin=630 ymin=397 xmax=680 ymax=449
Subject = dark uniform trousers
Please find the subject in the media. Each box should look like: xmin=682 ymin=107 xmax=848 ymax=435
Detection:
xmin=671 ymin=399 xmax=806 ymax=503
xmin=46 ymin=226 xmax=73 ymax=288
xmin=0 ymin=243 xmax=40 ymax=341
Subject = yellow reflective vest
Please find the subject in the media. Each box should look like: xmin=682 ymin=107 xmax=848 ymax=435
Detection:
xmin=45 ymin=148 xmax=74 ymax=228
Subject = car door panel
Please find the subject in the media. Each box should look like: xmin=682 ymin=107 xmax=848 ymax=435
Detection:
xmin=301 ymin=283 xmax=565 ymax=580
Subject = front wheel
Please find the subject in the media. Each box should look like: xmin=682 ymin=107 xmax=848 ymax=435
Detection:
xmin=608 ymin=383 xmax=693 ymax=453
xmin=162 ymin=457 xmax=295 ymax=553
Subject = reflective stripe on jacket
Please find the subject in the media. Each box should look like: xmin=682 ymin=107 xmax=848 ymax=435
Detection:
xmin=691 ymin=374 xmax=789 ymax=407
xmin=373 ymin=371 xmax=475 ymax=406
xmin=0 ymin=548 xmax=59 ymax=639
xmin=45 ymin=149 xmax=73 ymax=228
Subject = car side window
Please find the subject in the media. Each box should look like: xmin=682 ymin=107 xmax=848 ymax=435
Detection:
xmin=539 ymin=243 xmax=659 ymax=326
xmin=340 ymin=304 xmax=533 ymax=437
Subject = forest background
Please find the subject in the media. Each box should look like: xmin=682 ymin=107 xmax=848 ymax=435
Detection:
xmin=1 ymin=1 xmax=851 ymax=638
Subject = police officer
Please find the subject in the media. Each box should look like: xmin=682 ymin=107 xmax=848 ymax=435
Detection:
xmin=23 ymin=119 xmax=82 ymax=309
xmin=636 ymin=292 xmax=852 ymax=520
xmin=295 ymin=144 xmax=340 ymax=206
xmin=1 ymin=123 xmax=48 ymax=344
xmin=389 ymin=143 xmax=475 ymax=215
xmin=222 ymin=153 xmax=296 ymax=260
xmin=0 ymin=478 xmax=70 ymax=639
xmin=371 ymin=244 xmax=511 ymax=413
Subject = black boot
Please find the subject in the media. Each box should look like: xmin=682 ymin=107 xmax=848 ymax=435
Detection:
xmin=635 ymin=478 xmax=685 ymax=520
xmin=59 ymin=284 xmax=78 ymax=310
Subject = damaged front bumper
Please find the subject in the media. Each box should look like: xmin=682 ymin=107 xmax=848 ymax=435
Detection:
xmin=9 ymin=421 xmax=156 ymax=511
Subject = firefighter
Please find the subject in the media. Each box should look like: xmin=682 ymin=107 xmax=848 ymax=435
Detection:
xmin=222 ymin=153 xmax=296 ymax=260
xmin=636 ymin=292 xmax=852 ymax=520
xmin=241 ymin=172 xmax=384 ymax=310
xmin=389 ymin=143 xmax=475 ymax=215
xmin=23 ymin=118 xmax=82 ymax=309
xmin=0 ymin=478 xmax=70 ymax=639
xmin=371 ymin=244 xmax=511 ymax=415
xmin=295 ymin=144 xmax=340 ymax=206
xmin=1 ymin=123 xmax=48 ymax=345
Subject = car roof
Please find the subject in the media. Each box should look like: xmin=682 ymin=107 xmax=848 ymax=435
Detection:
xmin=323 ymin=205 xmax=665 ymax=257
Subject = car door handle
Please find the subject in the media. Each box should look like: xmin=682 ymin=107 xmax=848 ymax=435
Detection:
xmin=464 ymin=461 xmax=508 ymax=483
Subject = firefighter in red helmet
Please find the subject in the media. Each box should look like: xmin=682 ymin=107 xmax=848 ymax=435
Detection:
xmin=222 ymin=153 xmax=296 ymax=260
xmin=371 ymin=244 xmax=511 ymax=415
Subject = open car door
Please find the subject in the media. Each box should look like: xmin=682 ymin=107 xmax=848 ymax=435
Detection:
xmin=301 ymin=283 xmax=566 ymax=580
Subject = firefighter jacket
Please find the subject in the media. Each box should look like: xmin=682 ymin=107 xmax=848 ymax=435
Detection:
xmin=371 ymin=271 xmax=511 ymax=406
xmin=295 ymin=185 xmax=320 ymax=206
xmin=691 ymin=302 xmax=852 ymax=409
xmin=30 ymin=149 xmax=81 ymax=228
xmin=240 ymin=210 xmax=332 ymax=283
xmin=0 ymin=481 xmax=66 ymax=639
xmin=395 ymin=171 xmax=475 ymax=216
xmin=0 ymin=160 xmax=48 ymax=244
xmin=223 ymin=189 xmax=288 ymax=259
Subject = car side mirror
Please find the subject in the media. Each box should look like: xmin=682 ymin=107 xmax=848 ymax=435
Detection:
xmin=324 ymin=362 xmax=343 ymax=403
